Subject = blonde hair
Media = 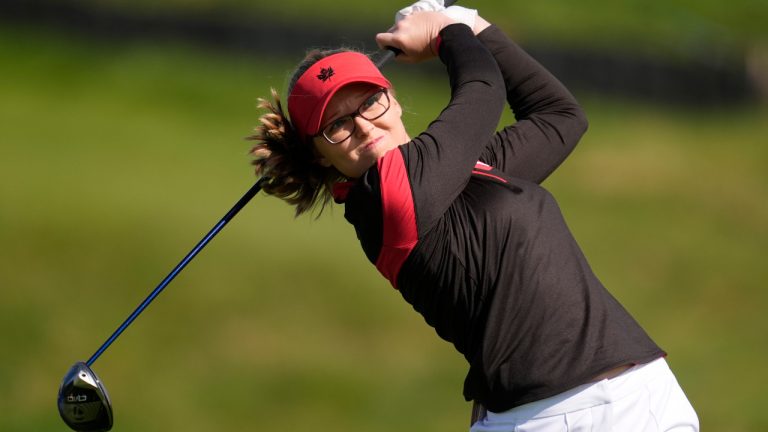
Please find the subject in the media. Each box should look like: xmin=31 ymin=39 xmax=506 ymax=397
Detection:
xmin=248 ymin=48 xmax=353 ymax=217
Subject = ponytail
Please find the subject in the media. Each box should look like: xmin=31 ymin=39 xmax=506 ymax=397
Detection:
xmin=247 ymin=88 xmax=344 ymax=217
xmin=247 ymin=48 xmax=358 ymax=217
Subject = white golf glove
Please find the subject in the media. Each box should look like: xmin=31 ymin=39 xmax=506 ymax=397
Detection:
xmin=396 ymin=0 xmax=445 ymax=19
xmin=395 ymin=0 xmax=477 ymax=30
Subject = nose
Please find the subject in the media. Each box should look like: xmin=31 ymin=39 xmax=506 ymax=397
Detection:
xmin=353 ymin=115 xmax=374 ymax=137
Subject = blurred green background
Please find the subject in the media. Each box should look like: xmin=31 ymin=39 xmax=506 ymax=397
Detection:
xmin=1 ymin=1 xmax=766 ymax=431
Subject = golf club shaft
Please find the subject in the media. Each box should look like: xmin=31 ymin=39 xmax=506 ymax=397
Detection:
xmin=86 ymin=177 xmax=269 ymax=366
xmin=84 ymin=1 xmax=461 ymax=366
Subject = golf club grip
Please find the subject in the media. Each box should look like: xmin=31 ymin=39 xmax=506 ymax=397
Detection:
xmin=86 ymin=177 xmax=269 ymax=366
xmin=375 ymin=0 xmax=459 ymax=68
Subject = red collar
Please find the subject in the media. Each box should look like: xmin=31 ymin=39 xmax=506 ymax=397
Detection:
xmin=332 ymin=181 xmax=354 ymax=203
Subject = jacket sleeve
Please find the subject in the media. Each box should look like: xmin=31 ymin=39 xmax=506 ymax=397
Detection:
xmin=348 ymin=24 xmax=505 ymax=286
xmin=398 ymin=23 xmax=506 ymax=234
xmin=477 ymin=25 xmax=589 ymax=184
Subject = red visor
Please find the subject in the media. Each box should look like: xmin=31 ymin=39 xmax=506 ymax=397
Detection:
xmin=287 ymin=52 xmax=392 ymax=141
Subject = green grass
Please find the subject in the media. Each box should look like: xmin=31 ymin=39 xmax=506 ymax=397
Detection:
xmin=1 ymin=25 xmax=767 ymax=431
xmin=76 ymin=0 xmax=768 ymax=54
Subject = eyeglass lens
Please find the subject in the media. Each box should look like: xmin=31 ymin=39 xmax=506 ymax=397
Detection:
xmin=322 ymin=90 xmax=389 ymax=144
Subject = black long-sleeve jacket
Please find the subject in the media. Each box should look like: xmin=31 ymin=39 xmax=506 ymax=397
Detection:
xmin=332 ymin=24 xmax=664 ymax=412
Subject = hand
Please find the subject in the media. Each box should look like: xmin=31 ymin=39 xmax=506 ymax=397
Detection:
xmin=376 ymin=11 xmax=455 ymax=63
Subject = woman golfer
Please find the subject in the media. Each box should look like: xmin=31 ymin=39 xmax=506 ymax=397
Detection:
xmin=249 ymin=6 xmax=699 ymax=431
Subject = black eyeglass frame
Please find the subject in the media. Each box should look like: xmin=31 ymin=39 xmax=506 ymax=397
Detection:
xmin=315 ymin=88 xmax=390 ymax=145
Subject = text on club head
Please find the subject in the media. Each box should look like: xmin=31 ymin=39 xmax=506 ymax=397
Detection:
xmin=66 ymin=394 xmax=88 ymax=402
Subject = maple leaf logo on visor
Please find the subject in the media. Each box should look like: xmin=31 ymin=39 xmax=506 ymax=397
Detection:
xmin=317 ymin=67 xmax=335 ymax=82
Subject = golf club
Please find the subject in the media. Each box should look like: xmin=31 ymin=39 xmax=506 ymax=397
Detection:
xmin=57 ymin=1 xmax=458 ymax=430
xmin=57 ymin=176 xmax=267 ymax=431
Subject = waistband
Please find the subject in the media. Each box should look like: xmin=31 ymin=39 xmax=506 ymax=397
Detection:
xmin=485 ymin=357 xmax=670 ymax=422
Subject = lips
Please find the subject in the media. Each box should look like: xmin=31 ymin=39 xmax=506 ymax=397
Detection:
xmin=360 ymin=135 xmax=384 ymax=153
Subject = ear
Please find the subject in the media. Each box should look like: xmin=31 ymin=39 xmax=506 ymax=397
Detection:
xmin=390 ymin=94 xmax=403 ymax=117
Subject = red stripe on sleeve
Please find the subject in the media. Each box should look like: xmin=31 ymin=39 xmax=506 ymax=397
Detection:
xmin=471 ymin=170 xmax=508 ymax=183
xmin=472 ymin=161 xmax=508 ymax=183
xmin=375 ymin=150 xmax=418 ymax=289
xmin=474 ymin=161 xmax=492 ymax=171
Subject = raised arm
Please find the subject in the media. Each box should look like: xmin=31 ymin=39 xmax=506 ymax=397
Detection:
xmin=477 ymin=24 xmax=588 ymax=184
xmin=352 ymin=15 xmax=504 ymax=285
xmin=377 ymin=16 xmax=505 ymax=232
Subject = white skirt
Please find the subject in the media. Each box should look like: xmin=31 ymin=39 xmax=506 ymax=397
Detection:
xmin=470 ymin=358 xmax=699 ymax=432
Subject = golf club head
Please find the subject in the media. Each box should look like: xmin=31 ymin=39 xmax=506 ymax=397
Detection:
xmin=58 ymin=362 xmax=113 ymax=432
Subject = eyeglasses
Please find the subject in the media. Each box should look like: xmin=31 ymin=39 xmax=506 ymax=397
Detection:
xmin=319 ymin=89 xmax=390 ymax=144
